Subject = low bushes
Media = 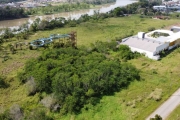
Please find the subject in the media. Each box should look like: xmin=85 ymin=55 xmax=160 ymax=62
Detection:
xmin=0 ymin=76 xmax=8 ymax=88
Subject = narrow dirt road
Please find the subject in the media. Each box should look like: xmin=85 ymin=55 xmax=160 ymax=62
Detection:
xmin=146 ymin=88 xmax=180 ymax=120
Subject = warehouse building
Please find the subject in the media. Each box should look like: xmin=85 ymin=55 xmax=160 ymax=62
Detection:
xmin=121 ymin=29 xmax=180 ymax=60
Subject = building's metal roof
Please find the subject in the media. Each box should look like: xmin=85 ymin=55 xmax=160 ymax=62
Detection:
xmin=121 ymin=29 xmax=180 ymax=53
xmin=121 ymin=36 xmax=164 ymax=52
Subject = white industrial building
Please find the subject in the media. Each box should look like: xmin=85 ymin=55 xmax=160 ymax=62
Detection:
xmin=153 ymin=6 xmax=166 ymax=11
xmin=121 ymin=29 xmax=180 ymax=60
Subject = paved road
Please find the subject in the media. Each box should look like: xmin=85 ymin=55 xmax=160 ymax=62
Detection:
xmin=146 ymin=88 xmax=180 ymax=120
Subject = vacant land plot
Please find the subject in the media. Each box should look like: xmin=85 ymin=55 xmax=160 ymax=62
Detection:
xmin=0 ymin=15 xmax=180 ymax=119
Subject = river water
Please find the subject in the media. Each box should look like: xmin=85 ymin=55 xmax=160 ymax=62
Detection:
xmin=0 ymin=0 xmax=137 ymax=29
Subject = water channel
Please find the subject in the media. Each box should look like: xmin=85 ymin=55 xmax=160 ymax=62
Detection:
xmin=0 ymin=0 xmax=137 ymax=28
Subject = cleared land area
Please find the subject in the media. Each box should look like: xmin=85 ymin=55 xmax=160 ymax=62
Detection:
xmin=1 ymin=15 xmax=180 ymax=119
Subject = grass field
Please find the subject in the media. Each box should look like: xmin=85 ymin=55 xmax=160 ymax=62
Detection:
xmin=1 ymin=15 xmax=180 ymax=119
xmin=167 ymin=104 xmax=180 ymax=120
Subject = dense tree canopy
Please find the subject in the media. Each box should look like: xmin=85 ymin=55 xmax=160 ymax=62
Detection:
xmin=18 ymin=41 xmax=140 ymax=114
xmin=0 ymin=7 xmax=27 ymax=20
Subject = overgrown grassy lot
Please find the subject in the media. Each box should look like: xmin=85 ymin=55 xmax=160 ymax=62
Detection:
xmin=59 ymin=48 xmax=180 ymax=120
xmin=1 ymin=15 xmax=180 ymax=119
xmin=21 ymin=16 xmax=180 ymax=45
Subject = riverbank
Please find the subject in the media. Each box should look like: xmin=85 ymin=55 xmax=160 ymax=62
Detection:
xmin=26 ymin=2 xmax=115 ymax=16
xmin=0 ymin=0 xmax=137 ymax=28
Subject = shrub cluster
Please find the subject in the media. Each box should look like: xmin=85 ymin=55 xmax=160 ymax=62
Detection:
xmin=18 ymin=41 xmax=140 ymax=114
xmin=0 ymin=76 xmax=8 ymax=88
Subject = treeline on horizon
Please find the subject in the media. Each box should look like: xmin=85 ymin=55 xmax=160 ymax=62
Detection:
xmin=27 ymin=0 xmax=162 ymax=32
xmin=0 ymin=6 xmax=27 ymax=20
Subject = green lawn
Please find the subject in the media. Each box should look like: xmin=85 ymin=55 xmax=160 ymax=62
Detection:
xmin=167 ymin=104 xmax=180 ymax=120
xmin=1 ymin=15 xmax=180 ymax=119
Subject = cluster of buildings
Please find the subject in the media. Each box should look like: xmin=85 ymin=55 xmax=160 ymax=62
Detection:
xmin=0 ymin=2 xmax=47 ymax=8
xmin=0 ymin=0 xmax=68 ymax=8
xmin=19 ymin=2 xmax=48 ymax=8
xmin=153 ymin=0 xmax=180 ymax=12
xmin=162 ymin=0 xmax=180 ymax=6
xmin=120 ymin=27 xmax=180 ymax=60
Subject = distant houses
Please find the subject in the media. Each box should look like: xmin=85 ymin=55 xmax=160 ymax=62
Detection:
xmin=153 ymin=0 xmax=180 ymax=12
xmin=0 ymin=1 xmax=48 ymax=9
xmin=0 ymin=0 xmax=66 ymax=9
xmin=153 ymin=5 xmax=166 ymax=11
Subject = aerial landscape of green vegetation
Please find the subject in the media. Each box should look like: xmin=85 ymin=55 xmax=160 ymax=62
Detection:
xmin=1 ymin=0 xmax=180 ymax=119
xmin=1 ymin=15 xmax=180 ymax=119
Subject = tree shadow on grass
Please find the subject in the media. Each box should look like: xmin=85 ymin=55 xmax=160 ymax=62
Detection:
xmin=0 ymin=77 xmax=9 ymax=88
